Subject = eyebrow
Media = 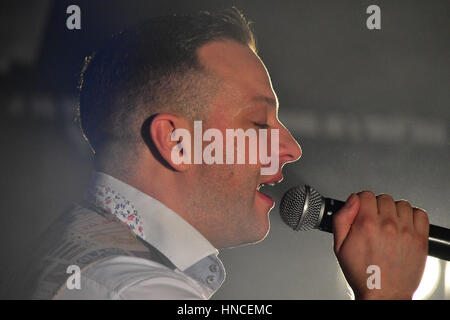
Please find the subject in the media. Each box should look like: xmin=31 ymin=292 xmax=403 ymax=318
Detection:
xmin=251 ymin=95 xmax=278 ymax=109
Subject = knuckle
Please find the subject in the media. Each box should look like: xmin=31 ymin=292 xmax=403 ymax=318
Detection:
xmin=396 ymin=200 xmax=413 ymax=216
xmin=396 ymin=199 xmax=412 ymax=209
xmin=358 ymin=190 xmax=376 ymax=200
xmin=413 ymin=207 xmax=428 ymax=218
xmin=381 ymin=218 xmax=398 ymax=235
xmin=400 ymin=227 xmax=414 ymax=240
xmin=377 ymin=193 xmax=394 ymax=202
xmin=358 ymin=216 xmax=377 ymax=232
xmin=414 ymin=210 xmax=430 ymax=235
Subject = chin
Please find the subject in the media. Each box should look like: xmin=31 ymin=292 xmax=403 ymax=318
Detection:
xmin=254 ymin=222 xmax=271 ymax=244
xmin=231 ymin=191 xmax=274 ymax=247
xmin=227 ymin=209 xmax=271 ymax=249
xmin=255 ymin=194 xmax=274 ymax=230
xmin=246 ymin=208 xmax=272 ymax=245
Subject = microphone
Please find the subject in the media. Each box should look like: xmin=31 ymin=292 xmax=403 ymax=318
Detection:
xmin=279 ymin=185 xmax=450 ymax=261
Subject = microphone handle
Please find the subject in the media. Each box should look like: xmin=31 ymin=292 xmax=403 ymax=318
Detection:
xmin=318 ymin=197 xmax=450 ymax=261
xmin=429 ymin=225 xmax=450 ymax=261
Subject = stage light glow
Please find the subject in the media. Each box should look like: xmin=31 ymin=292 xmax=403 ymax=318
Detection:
xmin=413 ymin=257 xmax=441 ymax=300
xmin=445 ymin=261 xmax=450 ymax=299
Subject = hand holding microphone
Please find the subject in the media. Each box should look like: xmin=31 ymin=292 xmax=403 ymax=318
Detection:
xmin=332 ymin=191 xmax=429 ymax=299
xmin=280 ymin=186 xmax=450 ymax=299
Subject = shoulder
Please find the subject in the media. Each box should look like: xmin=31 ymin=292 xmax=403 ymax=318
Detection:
xmin=55 ymin=255 xmax=207 ymax=300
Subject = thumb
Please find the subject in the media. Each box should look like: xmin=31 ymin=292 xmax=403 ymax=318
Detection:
xmin=332 ymin=193 xmax=360 ymax=254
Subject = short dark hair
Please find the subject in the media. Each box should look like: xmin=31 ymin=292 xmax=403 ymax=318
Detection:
xmin=78 ymin=7 xmax=256 ymax=157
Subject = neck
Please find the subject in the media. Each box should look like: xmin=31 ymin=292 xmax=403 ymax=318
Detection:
xmin=97 ymin=157 xmax=215 ymax=247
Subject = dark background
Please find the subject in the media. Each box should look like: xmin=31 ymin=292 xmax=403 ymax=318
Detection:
xmin=0 ymin=0 xmax=448 ymax=299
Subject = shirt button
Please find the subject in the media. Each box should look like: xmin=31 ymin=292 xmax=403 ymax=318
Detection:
xmin=206 ymin=275 xmax=216 ymax=284
xmin=209 ymin=264 xmax=219 ymax=273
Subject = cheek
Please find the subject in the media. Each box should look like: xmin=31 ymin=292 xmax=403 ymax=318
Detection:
xmin=212 ymin=165 xmax=258 ymax=203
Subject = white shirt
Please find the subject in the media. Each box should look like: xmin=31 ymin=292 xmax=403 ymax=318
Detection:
xmin=56 ymin=172 xmax=225 ymax=300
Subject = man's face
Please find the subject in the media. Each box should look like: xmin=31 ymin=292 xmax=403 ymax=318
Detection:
xmin=186 ymin=40 xmax=302 ymax=248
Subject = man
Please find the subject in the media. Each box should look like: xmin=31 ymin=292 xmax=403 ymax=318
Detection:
xmin=21 ymin=8 xmax=428 ymax=299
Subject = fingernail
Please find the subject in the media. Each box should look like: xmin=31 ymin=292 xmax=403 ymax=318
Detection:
xmin=345 ymin=193 xmax=356 ymax=208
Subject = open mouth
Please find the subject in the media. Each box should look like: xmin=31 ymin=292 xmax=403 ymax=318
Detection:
xmin=256 ymin=175 xmax=283 ymax=205
xmin=257 ymin=183 xmax=276 ymax=191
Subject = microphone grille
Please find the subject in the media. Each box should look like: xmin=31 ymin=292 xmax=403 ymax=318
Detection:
xmin=280 ymin=185 xmax=324 ymax=231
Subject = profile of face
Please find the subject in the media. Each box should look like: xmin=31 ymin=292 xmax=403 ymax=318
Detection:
xmin=182 ymin=40 xmax=302 ymax=248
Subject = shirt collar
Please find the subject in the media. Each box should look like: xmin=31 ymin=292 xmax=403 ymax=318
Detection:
xmin=84 ymin=171 xmax=219 ymax=272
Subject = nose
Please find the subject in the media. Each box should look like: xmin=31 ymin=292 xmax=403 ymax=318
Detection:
xmin=278 ymin=123 xmax=302 ymax=165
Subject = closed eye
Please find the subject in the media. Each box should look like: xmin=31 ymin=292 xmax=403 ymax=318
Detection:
xmin=253 ymin=122 xmax=270 ymax=129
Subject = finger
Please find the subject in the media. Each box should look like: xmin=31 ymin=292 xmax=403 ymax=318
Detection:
xmin=356 ymin=190 xmax=378 ymax=219
xmin=376 ymin=194 xmax=397 ymax=219
xmin=396 ymin=200 xmax=414 ymax=228
xmin=332 ymin=193 xmax=360 ymax=254
xmin=413 ymin=207 xmax=429 ymax=237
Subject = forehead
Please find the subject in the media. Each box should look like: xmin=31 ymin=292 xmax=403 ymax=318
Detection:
xmin=197 ymin=40 xmax=278 ymax=111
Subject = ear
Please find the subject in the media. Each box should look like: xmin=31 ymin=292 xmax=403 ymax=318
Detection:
xmin=149 ymin=113 xmax=192 ymax=172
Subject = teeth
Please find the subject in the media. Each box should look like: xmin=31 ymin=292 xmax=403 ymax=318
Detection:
xmin=258 ymin=183 xmax=276 ymax=190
